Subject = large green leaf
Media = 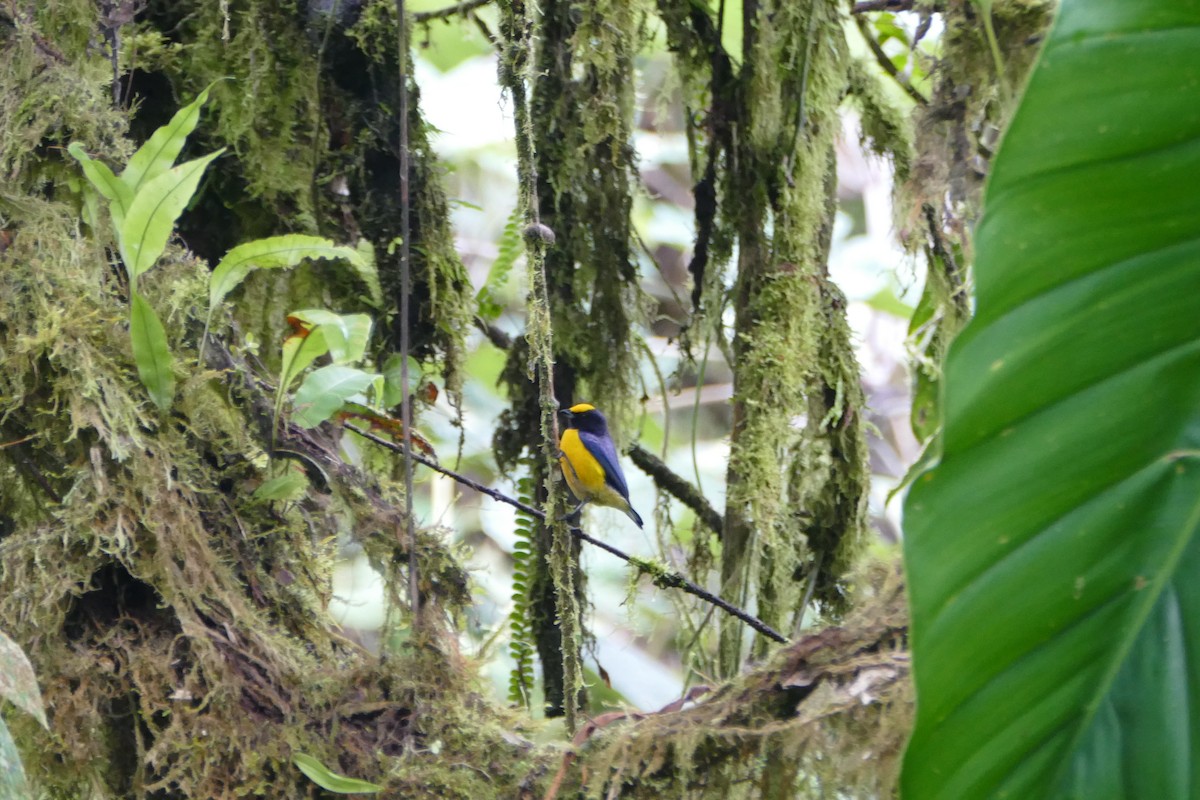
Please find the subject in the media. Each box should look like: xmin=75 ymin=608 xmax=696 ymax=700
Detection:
xmin=903 ymin=3 xmax=1200 ymax=799
xmin=207 ymin=235 xmax=367 ymax=310
xmin=202 ymin=236 xmax=368 ymax=352
xmin=119 ymin=150 xmax=224 ymax=280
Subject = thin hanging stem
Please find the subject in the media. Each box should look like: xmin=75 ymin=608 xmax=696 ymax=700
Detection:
xmin=395 ymin=0 xmax=419 ymax=626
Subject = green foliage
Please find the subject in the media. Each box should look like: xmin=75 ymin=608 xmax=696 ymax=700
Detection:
xmin=120 ymin=151 xmax=225 ymax=278
xmin=69 ymin=88 xmax=223 ymax=410
xmin=252 ymin=468 xmax=311 ymax=502
xmin=903 ymin=2 xmax=1200 ymax=797
xmin=205 ymin=235 xmax=374 ymax=350
xmin=121 ymin=82 xmax=216 ymax=193
xmin=292 ymin=365 xmax=380 ymax=429
xmin=381 ymin=353 xmax=422 ymax=409
xmin=507 ymin=475 xmax=537 ymax=709
xmin=128 ymin=290 xmax=176 ymax=410
xmin=65 ymin=143 xmax=132 ymax=227
xmin=476 ymin=204 xmax=522 ymax=321
xmin=288 ymin=310 xmax=374 ymax=366
xmin=273 ymin=310 xmax=382 ymax=432
xmin=293 ymin=753 xmax=382 ymax=794
xmin=71 ymin=89 xmax=374 ymax=416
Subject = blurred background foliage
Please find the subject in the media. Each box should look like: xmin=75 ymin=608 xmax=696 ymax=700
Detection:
xmin=330 ymin=0 xmax=938 ymax=715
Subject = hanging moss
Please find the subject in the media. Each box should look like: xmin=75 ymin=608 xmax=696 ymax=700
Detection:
xmin=492 ymin=0 xmax=648 ymax=720
xmin=846 ymin=59 xmax=914 ymax=183
xmin=654 ymin=0 xmax=737 ymax=348
xmin=708 ymin=0 xmax=872 ymax=675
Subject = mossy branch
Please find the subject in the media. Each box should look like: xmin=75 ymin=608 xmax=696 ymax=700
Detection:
xmin=554 ymin=572 xmax=909 ymax=796
xmin=345 ymin=424 xmax=787 ymax=644
xmin=627 ymin=444 xmax=724 ymax=535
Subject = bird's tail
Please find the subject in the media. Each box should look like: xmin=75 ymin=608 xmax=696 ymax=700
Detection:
xmin=624 ymin=503 xmax=644 ymax=529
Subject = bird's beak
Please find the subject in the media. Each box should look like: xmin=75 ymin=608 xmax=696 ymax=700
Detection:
xmin=558 ymin=408 xmax=574 ymax=424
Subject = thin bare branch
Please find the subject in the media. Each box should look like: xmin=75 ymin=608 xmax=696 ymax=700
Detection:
xmin=628 ymin=445 xmax=724 ymax=535
xmin=854 ymin=15 xmax=928 ymax=105
xmin=413 ymin=0 xmax=491 ymax=23
xmin=395 ymin=0 xmax=419 ymax=624
xmin=345 ymin=423 xmax=788 ymax=644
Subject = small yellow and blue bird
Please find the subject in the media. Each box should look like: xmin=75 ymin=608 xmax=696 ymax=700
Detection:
xmin=558 ymin=403 xmax=643 ymax=528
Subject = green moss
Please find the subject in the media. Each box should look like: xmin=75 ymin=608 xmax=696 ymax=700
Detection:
xmin=493 ymin=0 xmax=650 ymax=723
xmin=847 ymin=59 xmax=915 ymax=182
xmin=0 ymin=6 xmax=522 ymax=796
xmin=717 ymin=1 xmax=870 ymax=672
xmin=899 ymin=0 xmax=1054 ymax=449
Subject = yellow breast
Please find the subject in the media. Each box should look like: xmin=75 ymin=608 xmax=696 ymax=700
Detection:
xmin=559 ymin=429 xmax=607 ymax=501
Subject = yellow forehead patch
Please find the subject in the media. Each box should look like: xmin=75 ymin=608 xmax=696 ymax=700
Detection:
xmin=569 ymin=402 xmax=596 ymax=413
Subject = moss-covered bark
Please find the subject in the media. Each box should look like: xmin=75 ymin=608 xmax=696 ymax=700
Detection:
xmin=903 ymin=0 xmax=1055 ymax=444
xmin=557 ymin=566 xmax=911 ymax=798
xmin=0 ymin=2 xmax=504 ymax=797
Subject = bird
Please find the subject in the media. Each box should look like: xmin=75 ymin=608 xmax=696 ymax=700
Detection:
xmin=557 ymin=403 xmax=643 ymax=528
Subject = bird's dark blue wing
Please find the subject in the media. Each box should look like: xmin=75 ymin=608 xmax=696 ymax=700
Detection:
xmin=578 ymin=430 xmax=631 ymax=501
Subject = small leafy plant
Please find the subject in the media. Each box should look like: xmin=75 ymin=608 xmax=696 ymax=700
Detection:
xmin=276 ymin=309 xmax=381 ymax=432
xmin=69 ymin=84 xmax=224 ymax=410
xmin=69 ymin=86 xmax=378 ymax=414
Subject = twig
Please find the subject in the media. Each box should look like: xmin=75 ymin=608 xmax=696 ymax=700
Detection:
xmin=852 ymin=0 xmax=916 ymax=12
xmin=473 ymin=316 xmax=512 ymax=349
xmin=854 ymin=15 xmax=928 ymax=106
xmin=344 ymin=424 xmax=788 ymax=644
xmin=0 ymin=5 xmax=66 ymax=63
xmin=1 ymin=434 xmax=63 ymax=504
xmin=628 ymin=445 xmax=724 ymax=535
xmin=469 ymin=12 xmax=499 ymax=48
xmin=395 ymin=0 xmax=419 ymax=623
xmin=413 ymin=0 xmax=491 ymax=23
xmin=923 ymin=203 xmax=968 ymax=313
